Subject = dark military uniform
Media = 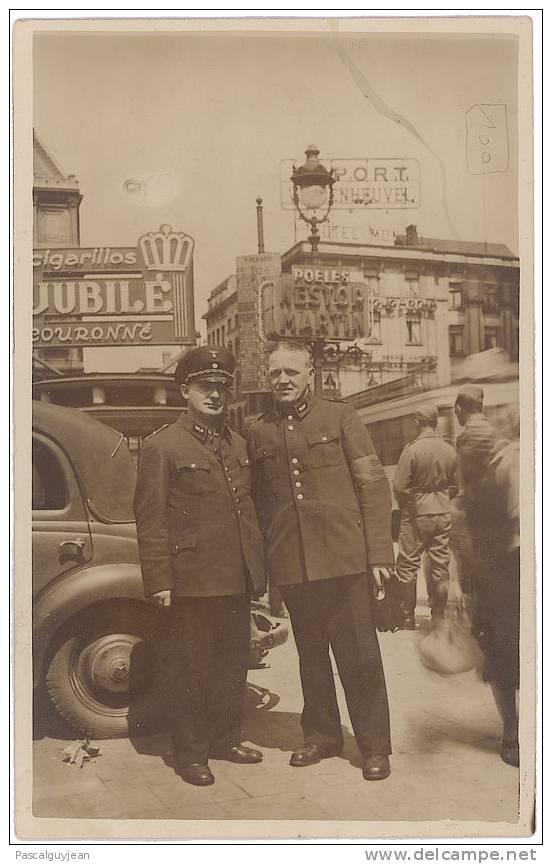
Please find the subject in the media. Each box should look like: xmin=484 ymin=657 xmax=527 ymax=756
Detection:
xmin=249 ymin=393 xmax=394 ymax=756
xmin=393 ymin=428 xmax=458 ymax=618
xmin=134 ymin=349 xmax=266 ymax=768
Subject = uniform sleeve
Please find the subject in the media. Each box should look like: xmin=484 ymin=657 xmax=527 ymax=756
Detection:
xmin=392 ymin=445 xmax=414 ymax=507
xmin=133 ymin=439 xmax=173 ymax=597
xmin=447 ymin=448 xmax=460 ymax=499
xmin=247 ymin=426 xmax=268 ymax=536
xmin=340 ymin=404 xmax=395 ymax=567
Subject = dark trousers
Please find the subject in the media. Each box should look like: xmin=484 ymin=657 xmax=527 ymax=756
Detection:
xmin=396 ymin=513 xmax=452 ymax=616
xmin=280 ymin=574 xmax=391 ymax=757
xmin=166 ymin=594 xmax=250 ymax=766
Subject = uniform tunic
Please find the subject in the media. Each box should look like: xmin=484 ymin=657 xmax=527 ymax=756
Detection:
xmin=134 ymin=411 xmax=265 ymax=599
xmin=249 ymin=394 xmax=393 ymax=756
xmin=249 ymin=394 xmax=395 ymax=585
xmin=133 ymin=411 xmax=266 ymax=765
xmin=393 ymin=429 xmax=458 ymax=615
xmin=456 ymin=416 xmax=519 ymax=688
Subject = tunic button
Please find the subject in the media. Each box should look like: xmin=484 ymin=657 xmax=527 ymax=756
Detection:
xmin=232 ymin=487 xmax=237 ymax=492
xmin=321 ymin=435 xmax=328 ymax=443
xmin=293 ymin=469 xmax=300 ymax=476
xmin=295 ymin=481 xmax=302 ymax=488
xmin=291 ymin=458 xmax=298 ymax=465
xmin=228 ymin=477 xmax=232 ymax=483
xmin=297 ymin=493 xmax=304 ymax=501
xmin=224 ymin=466 xmax=229 ymax=472
xmin=190 ymin=462 xmax=196 ymax=469
xmin=287 ymin=415 xmax=293 ymax=421
xmin=287 ymin=425 xmax=294 ymax=431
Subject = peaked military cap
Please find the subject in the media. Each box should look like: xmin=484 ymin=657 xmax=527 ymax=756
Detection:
xmin=175 ymin=345 xmax=236 ymax=387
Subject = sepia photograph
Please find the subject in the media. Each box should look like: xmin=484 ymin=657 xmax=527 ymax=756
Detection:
xmin=12 ymin=12 xmax=536 ymax=842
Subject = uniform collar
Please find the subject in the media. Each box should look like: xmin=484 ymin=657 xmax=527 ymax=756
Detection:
xmin=417 ymin=428 xmax=440 ymax=440
xmin=273 ymin=391 xmax=315 ymax=423
xmin=177 ymin=410 xmax=232 ymax=442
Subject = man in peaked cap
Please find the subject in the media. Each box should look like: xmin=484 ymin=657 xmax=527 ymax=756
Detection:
xmin=393 ymin=404 xmax=458 ymax=628
xmin=134 ymin=345 xmax=266 ymax=786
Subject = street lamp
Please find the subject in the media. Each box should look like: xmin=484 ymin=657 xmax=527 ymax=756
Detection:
xmin=291 ymin=145 xmax=336 ymax=254
xmin=289 ymin=145 xmax=337 ymax=393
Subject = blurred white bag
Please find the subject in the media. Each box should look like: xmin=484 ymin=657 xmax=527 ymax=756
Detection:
xmin=417 ymin=573 xmax=483 ymax=675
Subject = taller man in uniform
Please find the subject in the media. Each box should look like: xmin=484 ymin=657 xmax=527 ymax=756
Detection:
xmin=249 ymin=340 xmax=395 ymax=781
xmin=134 ymin=346 xmax=265 ymax=787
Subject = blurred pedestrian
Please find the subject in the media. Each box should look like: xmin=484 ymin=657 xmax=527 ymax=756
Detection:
xmin=393 ymin=404 xmax=458 ymax=628
xmin=455 ymin=388 xmax=520 ymax=767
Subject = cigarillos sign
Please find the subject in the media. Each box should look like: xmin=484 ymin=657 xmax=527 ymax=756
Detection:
xmin=32 ymin=225 xmax=196 ymax=347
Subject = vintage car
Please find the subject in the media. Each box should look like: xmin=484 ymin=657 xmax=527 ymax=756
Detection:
xmin=32 ymin=400 xmax=286 ymax=739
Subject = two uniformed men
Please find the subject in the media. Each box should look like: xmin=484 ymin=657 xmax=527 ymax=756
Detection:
xmin=393 ymin=404 xmax=458 ymax=627
xmin=135 ymin=340 xmax=395 ymax=784
xmin=249 ymin=340 xmax=395 ymax=781
xmin=133 ymin=346 xmax=265 ymax=786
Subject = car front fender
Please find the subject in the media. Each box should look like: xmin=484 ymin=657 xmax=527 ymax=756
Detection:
xmin=33 ymin=561 xmax=146 ymax=687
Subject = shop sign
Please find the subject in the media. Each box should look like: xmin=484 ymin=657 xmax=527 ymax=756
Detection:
xmin=262 ymin=267 xmax=375 ymax=341
xmin=280 ymin=158 xmax=420 ymax=211
xmin=32 ymin=225 xmax=195 ymax=347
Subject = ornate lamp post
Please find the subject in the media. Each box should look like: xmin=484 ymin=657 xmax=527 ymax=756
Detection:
xmin=289 ymin=145 xmax=337 ymax=393
xmin=291 ymin=145 xmax=336 ymax=255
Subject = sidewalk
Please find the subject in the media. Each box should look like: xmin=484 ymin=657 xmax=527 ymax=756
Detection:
xmin=32 ymin=613 xmax=520 ymax=826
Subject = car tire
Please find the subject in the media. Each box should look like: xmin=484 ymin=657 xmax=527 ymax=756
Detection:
xmin=44 ymin=600 xmax=164 ymax=739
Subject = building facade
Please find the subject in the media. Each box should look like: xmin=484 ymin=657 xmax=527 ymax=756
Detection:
xmin=203 ymin=227 xmax=519 ymax=428
xmin=33 ymin=131 xmax=84 ymax=376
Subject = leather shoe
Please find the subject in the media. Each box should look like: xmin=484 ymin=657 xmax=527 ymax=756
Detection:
xmin=212 ymin=744 xmax=263 ymax=764
xmin=363 ymin=754 xmax=391 ymax=781
xmin=178 ymin=763 xmax=215 ymax=786
xmin=290 ymin=742 xmax=341 ymax=767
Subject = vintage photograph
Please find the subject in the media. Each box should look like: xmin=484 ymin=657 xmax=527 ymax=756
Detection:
xmin=14 ymin=14 xmax=535 ymax=840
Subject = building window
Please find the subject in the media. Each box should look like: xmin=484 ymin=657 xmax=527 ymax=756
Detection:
xmin=483 ymin=287 xmax=498 ymax=314
xmin=449 ymin=326 xmax=464 ymax=356
xmin=484 ymin=327 xmax=499 ymax=350
xmin=405 ymin=277 xmax=419 ymax=297
xmin=369 ymin=312 xmax=381 ymax=342
xmin=234 ymin=314 xmax=239 ymax=328
xmin=405 ymin=316 xmax=422 ymax=345
xmin=449 ymin=284 xmax=463 ymax=310
xmin=221 ymin=324 xmax=225 ymax=345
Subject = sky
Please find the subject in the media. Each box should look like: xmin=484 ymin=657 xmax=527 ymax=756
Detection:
xmin=33 ymin=24 xmax=519 ymax=371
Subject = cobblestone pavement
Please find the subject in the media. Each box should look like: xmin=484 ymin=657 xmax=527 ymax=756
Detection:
xmin=32 ymin=613 xmax=520 ymax=827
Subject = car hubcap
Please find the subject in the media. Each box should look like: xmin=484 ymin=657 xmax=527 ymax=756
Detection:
xmin=75 ymin=634 xmax=142 ymax=704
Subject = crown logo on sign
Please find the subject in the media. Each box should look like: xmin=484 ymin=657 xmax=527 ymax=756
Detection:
xmin=139 ymin=224 xmax=194 ymax=272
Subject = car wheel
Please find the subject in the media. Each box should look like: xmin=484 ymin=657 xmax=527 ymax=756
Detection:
xmin=45 ymin=601 xmax=164 ymax=739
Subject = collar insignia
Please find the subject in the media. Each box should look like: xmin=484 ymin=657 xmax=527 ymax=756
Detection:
xmin=297 ymin=402 xmax=307 ymax=414
xmin=193 ymin=423 xmax=206 ymax=435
